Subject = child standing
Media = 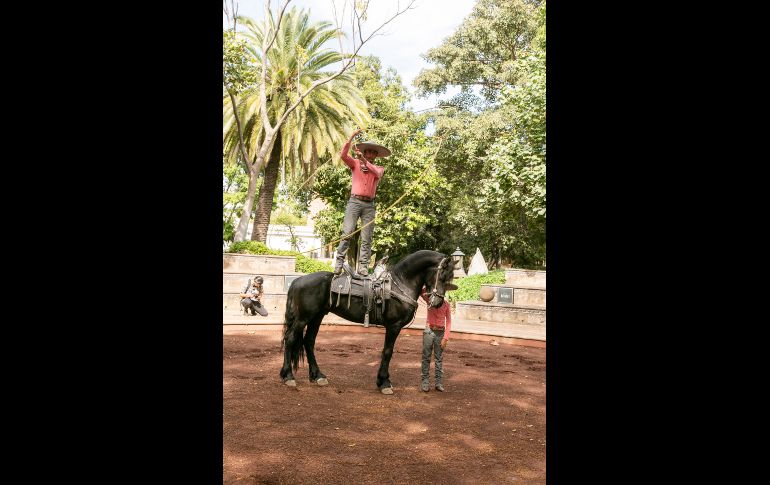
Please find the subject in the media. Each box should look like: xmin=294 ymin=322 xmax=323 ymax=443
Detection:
xmin=420 ymin=286 xmax=451 ymax=392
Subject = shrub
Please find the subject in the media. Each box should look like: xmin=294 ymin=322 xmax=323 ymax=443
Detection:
xmin=228 ymin=240 xmax=333 ymax=273
xmin=229 ymin=241 xmax=271 ymax=254
xmin=295 ymin=257 xmax=333 ymax=274
xmin=446 ymin=270 xmax=506 ymax=308
xmin=272 ymin=211 xmax=307 ymax=226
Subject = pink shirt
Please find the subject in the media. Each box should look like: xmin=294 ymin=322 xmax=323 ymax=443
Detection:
xmin=421 ymin=291 xmax=452 ymax=340
xmin=340 ymin=140 xmax=385 ymax=199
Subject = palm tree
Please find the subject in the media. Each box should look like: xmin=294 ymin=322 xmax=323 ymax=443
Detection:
xmin=223 ymin=8 xmax=370 ymax=242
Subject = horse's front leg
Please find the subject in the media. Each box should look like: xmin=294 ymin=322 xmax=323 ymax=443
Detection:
xmin=376 ymin=325 xmax=401 ymax=395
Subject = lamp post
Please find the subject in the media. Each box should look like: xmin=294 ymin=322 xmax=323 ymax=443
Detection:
xmin=451 ymin=247 xmax=466 ymax=278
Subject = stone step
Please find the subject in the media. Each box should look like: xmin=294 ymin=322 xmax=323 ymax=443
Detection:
xmin=223 ymin=293 xmax=287 ymax=315
xmin=223 ymin=253 xmax=296 ymax=275
xmin=223 ymin=273 xmax=303 ymax=294
xmin=480 ymin=284 xmax=545 ymax=308
xmin=222 ymin=311 xmax=353 ymax=326
xmin=441 ymin=318 xmax=546 ymax=341
xmin=221 ymin=313 xmax=545 ymax=342
xmin=225 ymin=291 xmax=429 ymax=319
xmin=505 ymin=268 xmax=546 ymax=288
xmin=456 ymin=301 xmax=545 ymax=326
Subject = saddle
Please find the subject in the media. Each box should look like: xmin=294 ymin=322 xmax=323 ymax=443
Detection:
xmin=330 ymin=260 xmax=418 ymax=328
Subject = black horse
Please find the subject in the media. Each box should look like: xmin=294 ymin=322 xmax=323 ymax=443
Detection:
xmin=280 ymin=250 xmax=458 ymax=394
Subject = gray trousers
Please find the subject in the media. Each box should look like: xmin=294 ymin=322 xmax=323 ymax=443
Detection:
xmin=335 ymin=196 xmax=376 ymax=269
xmin=422 ymin=327 xmax=445 ymax=384
xmin=241 ymin=298 xmax=268 ymax=316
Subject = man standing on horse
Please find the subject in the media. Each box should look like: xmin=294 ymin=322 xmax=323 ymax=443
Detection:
xmin=333 ymin=128 xmax=391 ymax=276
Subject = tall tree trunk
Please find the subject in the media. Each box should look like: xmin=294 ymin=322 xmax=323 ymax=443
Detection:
xmin=488 ymin=245 xmax=499 ymax=270
xmin=234 ymin=169 xmax=260 ymax=241
xmin=301 ymin=153 xmax=309 ymax=181
xmin=251 ymin=130 xmax=282 ymax=242
xmin=288 ymin=140 xmax=295 ymax=181
xmin=310 ymin=139 xmax=318 ymax=186
xmin=233 ymin=131 xmax=274 ymax=241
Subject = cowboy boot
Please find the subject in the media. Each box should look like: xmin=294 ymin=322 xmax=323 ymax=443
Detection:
xmin=357 ymin=262 xmax=369 ymax=276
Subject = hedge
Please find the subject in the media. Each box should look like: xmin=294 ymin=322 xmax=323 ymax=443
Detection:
xmin=228 ymin=241 xmax=334 ymax=274
xmin=446 ymin=270 xmax=506 ymax=309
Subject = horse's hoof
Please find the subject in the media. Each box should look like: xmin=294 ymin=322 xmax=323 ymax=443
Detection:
xmin=284 ymin=379 xmax=296 ymax=387
xmin=316 ymin=378 xmax=329 ymax=386
xmin=380 ymin=387 xmax=394 ymax=395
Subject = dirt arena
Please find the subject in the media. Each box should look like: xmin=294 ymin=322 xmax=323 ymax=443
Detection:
xmin=224 ymin=329 xmax=546 ymax=484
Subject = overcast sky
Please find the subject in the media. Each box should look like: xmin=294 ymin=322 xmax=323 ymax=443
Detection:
xmin=225 ymin=0 xmax=476 ymax=112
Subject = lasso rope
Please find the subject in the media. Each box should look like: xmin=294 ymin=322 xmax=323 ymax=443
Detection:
xmin=292 ymin=137 xmax=445 ymax=256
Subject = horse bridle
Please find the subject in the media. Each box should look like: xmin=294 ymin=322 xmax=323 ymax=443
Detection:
xmin=429 ymin=257 xmax=451 ymax=307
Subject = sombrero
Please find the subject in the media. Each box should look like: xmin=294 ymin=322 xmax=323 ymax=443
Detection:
xmin=354 ymin=140 xmax=391 ymax=157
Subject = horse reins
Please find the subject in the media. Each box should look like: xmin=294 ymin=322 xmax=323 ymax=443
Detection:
xmin=429 ymin=257 xmax=451 ymax=307
xmin=389 ymin=275 xmax=419 ymax=308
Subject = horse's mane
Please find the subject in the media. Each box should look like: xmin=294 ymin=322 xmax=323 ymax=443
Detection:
xmin=391 ymin=250 xmax=445 ymax=275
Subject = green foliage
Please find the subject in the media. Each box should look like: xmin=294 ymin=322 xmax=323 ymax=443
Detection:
xmin=222 ymin=2 xmax=547 ymax=269
xmin=228 ymin=241 xmax=333 ymax=273
xmin=223 ymin=30 xmax=257 ymax=94
xmin=487 ymin=70 xmax=546 ymax=220
xmin=223 ymin=159 xmax=254 ymax=241
xmin=295 ymin=257 xmax=334 ymax=274
xmin=311 ymin=56 xmax=455 ymax=260
xmin=414 ymin=0 xmax=542 ymax=102
xmin=229 ymin=240 xmax=273 ymax=255
xmin=223 ymin=9 xmax=371 ymax=176
xmin=271 ymin=211 xmax=306 ymax=226
xmin=446 ymin=271 xmax=506 ymax=308
xmin=223 ymin=8 xmax=371 ymax=242
xmin=412 ymin=0 xmax=546 ymax=269
xmin=312 ymin=203 xmax=345 ymax=245
xmin=450 ymin=50 xmax=546 ymax=268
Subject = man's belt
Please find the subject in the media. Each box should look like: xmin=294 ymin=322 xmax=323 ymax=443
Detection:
xmin=351 ymin=194 xmax=374 ymax=202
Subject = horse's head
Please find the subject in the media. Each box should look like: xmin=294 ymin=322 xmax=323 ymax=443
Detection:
xmin=425 ymin=254 xmax=458 ymax=308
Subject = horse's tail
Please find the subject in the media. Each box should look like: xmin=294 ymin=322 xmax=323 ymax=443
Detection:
xmin=282 ymin=283 xmax=305 ymax=372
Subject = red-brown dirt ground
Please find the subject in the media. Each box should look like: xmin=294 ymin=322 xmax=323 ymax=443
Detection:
xmin=224 ymin=330 xmax=546 ymax=484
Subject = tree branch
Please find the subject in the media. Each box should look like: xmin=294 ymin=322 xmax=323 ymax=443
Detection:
xmin=264 ymin=0 xmax=292 ymax=56
xmin=356 ymin=0 xmax=416 ymax=47
xmin=330 ymin=0 xmax=348 ymax=69
xmin=354 ymin=0 xmax=370 ymax=45
xmin=258 ymin=1 xmax=276 ymax=134
xmin=223 ymin=1 xmax=231 ymax=28
xmin=228 ymin=90 xmax=253 ymax=171
xmin=223 ymin=0 xmax=239 ymax=31
xmin=256 ymin=0 xmax=292 ymax=137
xmin=274 ymin=0 xmax=417 ymax=129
